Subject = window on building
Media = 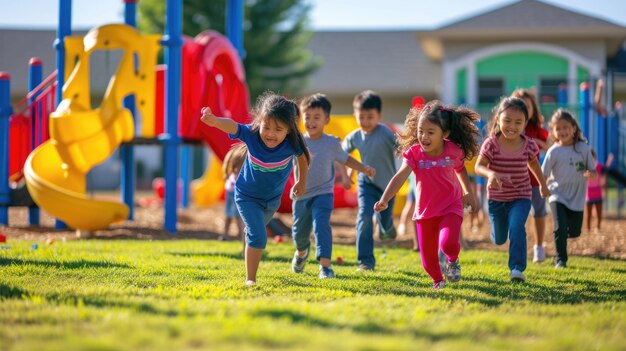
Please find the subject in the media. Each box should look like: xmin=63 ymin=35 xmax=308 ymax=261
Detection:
xmin=478 ymin=78 xmax=504 ymax=104
xmin=539 ymin=78 xmax=566 ymax=104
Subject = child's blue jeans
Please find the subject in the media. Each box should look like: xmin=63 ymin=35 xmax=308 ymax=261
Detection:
xmin=488 ymin=198 xmax=531 ymax=272
xmin=357 ymin=181 xmax=395 ymax=268
xmin=292 ymin=193 xmax=334 ymax=261
xmin=235 ymin=192 xmax=281 ymax=249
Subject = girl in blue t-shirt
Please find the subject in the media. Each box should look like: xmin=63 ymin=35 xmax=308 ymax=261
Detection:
xmin=201 ymin=93 xmax=310 ymax=286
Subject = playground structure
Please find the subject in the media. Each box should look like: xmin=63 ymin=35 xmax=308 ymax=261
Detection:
xmin=0 ymin=0 xmax=251 ymax=232
xmin=0 ymin=0 xmax=364 ymax=233
xmin=2 ymin=1 xmax=625 ymax=233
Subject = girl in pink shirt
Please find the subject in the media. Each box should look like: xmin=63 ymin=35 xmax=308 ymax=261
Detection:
xmin=475 ymin=97 xmax=549 ymax=283
xmin=374 ymin=101 xmax=480 ymax=290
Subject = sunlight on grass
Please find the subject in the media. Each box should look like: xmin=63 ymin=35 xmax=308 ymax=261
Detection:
xmin=0 ymin=239 xmax=624 ymax=350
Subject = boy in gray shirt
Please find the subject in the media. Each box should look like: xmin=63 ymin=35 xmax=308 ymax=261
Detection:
xmin=342 ymin=90 xmax=398 ymax=271
xmin=291 ymin=93 xmax=376 ymax=279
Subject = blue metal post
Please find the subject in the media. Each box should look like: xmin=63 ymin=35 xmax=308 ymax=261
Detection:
xmin=557 ymin=83 xmax=567 ymax=107
xmin=226 ymin=0 xmax=245 ymax=57
xmin=53 ymin=0 xmax=72 ymax=230
xmin=580 ymin=82 xmax=590 ymax=141
xmin=160 ymin=0 xmax=182 ymax=233
xmin=121 ymin=0 xmax=138 ymax=220
xmin=180 ymin=145 xmax=190 ymax=208
xmin=28 ymin=58 xmax=43 ymax=225
xmin=0 ymin=73 xmax=12 ymax=225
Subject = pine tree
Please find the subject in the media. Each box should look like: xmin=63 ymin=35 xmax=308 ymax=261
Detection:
xmin=138 ymin=0 xmax=321 ymax=102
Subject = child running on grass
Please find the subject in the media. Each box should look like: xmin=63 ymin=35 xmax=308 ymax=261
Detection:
xmin=291 ymin=93 xmax=376 ymax=279
xmin=374 ymin=101 xmax=480 ymax=290
xmin=475 ymin=97 xmax=550 ymax=282
xmin=542 ymin=109 xmax=596 ymax=269
xmin=200 ymin=93 xmax=310 ymax=286
xmin=342 ymin=90 xmax=398 ymax=271
xmin=219 ymin=144 xmax=246 ymax=245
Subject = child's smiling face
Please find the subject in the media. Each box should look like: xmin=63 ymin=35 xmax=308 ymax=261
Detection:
xmin=354 ymin=108 xmax=381 ymax=134
xmin=303 ymin=107 xmax=329 ymax=139
xmin=497 ymin=109 xmax=527 ymax=141
xmin=418 ymin=117 xmax=448 ymax=156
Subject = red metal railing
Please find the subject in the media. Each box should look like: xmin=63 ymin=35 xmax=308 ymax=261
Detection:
xmin=9 ymin=71 xmax=57 ymax=183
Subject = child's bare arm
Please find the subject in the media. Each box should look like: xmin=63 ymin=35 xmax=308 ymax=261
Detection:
xmin=335 ymin=162 xmax=353 ymax=189
xmin=200 ymin=107 xmax=238 ymax=135
xmin=344 ymin=155 xmax=375 ymax=178
xmin=475 ymin=155 xmax=502 ymax=190
xmin=455 ymin=166 xmax=478 ymax=212
xmin=291 ymin=154 xmax=309 ymax=199
xmin=373 ymin=162 xmax=412 ymax=212
xmin=528 ymin=157 xmax=550 ymax=198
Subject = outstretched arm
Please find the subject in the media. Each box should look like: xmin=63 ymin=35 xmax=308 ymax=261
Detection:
xmin=344 ymin=155 xmax=376 ymax=178
xmin=200 ymin=107 xmax=238 ymax=135
xmin=373 ymin=162 xmax=412 ymax=212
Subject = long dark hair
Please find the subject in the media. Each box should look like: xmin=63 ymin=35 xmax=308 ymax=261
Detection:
xmin=251 ymin=92 xmax=310 ymax=164
xmin=397 ymin=100 xmax=481 ymax=160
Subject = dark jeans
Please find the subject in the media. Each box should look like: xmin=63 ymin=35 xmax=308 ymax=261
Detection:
xmin=550 ymin=202 xmax=583 ymax=264
xmin=488 ymin=199 xmax=532 ymax=272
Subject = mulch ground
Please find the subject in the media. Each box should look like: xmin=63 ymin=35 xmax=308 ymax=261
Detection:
xmin=2 ymin=201 xmax=625 ymax=260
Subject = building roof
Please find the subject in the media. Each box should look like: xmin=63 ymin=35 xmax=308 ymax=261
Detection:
xmin=305 ymin=30 xmax=438 ymax=97
xmin=419 ymin=0 xmax=626 ymax=60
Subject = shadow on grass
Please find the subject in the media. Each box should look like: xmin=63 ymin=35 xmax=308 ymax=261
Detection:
xmin=0 ymin=283 xmax=27 ymax=299
xmin=0 ymin=257 xmax=131 ymax=269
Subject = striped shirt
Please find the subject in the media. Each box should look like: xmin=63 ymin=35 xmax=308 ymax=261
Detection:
xmin=480 ymin=135 xmax=539 ymax=202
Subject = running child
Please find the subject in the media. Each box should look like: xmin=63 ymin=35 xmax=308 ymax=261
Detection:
xmin=219 ymin=144 xmax=247 ymax=245
xmin=475 ymin=97 xmax=549 ymax=282
xmin=291 ymin=93 xmax=376 ymax=279
xmin=200 ymin=93 xmax=310 ymax=286
xmin=374 ymin=101 xmax=480 ymax=290
xmin=542 ymin=109 xmax=596 ymax=268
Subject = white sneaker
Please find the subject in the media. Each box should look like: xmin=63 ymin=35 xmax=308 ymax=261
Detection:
xmin=510 ymin=269 xmax=526 ymax=282
xmin=533 ymin=245 xmax=546 ymax=263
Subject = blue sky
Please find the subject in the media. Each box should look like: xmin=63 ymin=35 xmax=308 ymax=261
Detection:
xmin=1 ymin=0 xmax=625 ymax=30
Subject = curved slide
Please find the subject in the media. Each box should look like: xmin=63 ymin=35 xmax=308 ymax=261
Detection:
xmin=24 ymin=25 xmax=160 ymax=230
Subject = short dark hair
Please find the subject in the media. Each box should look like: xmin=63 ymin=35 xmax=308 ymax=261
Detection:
xmin=353 ymin=90 xmax=382 ymax=112
xmin=300 ymin=93 xmax=332 ymax=117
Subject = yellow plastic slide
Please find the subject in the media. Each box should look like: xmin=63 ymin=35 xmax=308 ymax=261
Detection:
xmin=24 ymin=25 xmax=160 ymax=230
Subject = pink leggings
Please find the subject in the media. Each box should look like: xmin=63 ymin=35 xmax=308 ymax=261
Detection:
xmin=416 ymin=214 xmax=462 ymax=283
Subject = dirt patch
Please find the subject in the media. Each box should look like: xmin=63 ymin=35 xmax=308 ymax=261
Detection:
xmin=2 ymin=202 xmax=625 ymax=260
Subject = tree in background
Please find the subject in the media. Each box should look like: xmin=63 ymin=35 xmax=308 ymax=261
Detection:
xmin=138 ymin=0 xmax=321 ymax=102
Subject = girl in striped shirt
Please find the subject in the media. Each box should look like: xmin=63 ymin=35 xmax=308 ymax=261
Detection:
xmin=475 ymin=97 xmax=549 ymax=282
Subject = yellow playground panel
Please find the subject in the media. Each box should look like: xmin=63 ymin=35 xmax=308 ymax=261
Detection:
xmin=24 ymin=24 xmax=161 ymax=230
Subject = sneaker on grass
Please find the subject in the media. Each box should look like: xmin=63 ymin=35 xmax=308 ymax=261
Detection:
xmin=291 ymin=249 xmax=309 ymax=273
xmin=554 ymin=260 xmax=567 ymax=269
xmin=510 ymin=269 xmax=526 ymax=282
xmin=445 ymin=259 xmax=461 ymax=282
xmin=356 ymin=264 xmax=374 ymax=272
xmin=433 ymin=280 xmax=445 ymax=290
xmin=533 ymin=245 xmax=546 ymax=263
xmin=318 ymin=266 xmax=336 ymax=279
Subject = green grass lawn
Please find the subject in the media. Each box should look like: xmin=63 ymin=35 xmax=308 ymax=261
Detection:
xmin=1 ymin=239 xmax=624 ymax=351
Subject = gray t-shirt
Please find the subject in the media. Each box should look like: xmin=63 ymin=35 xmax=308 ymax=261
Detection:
xmin=542 ymin=141 xmax=595 ymax=211
xmin=299 ymin=133 xmax=350 ymax=199
xmin=342 ymin=124 xmax=397 ymax=191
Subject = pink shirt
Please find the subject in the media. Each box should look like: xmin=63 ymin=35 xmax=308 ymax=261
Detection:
xmin=480 ymin=135 xmax=539 ymax=202
xmin=403 ymin=140 xmax=465 ymax=221
xmin=586 ymin=163 xmax=603 ymax=202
